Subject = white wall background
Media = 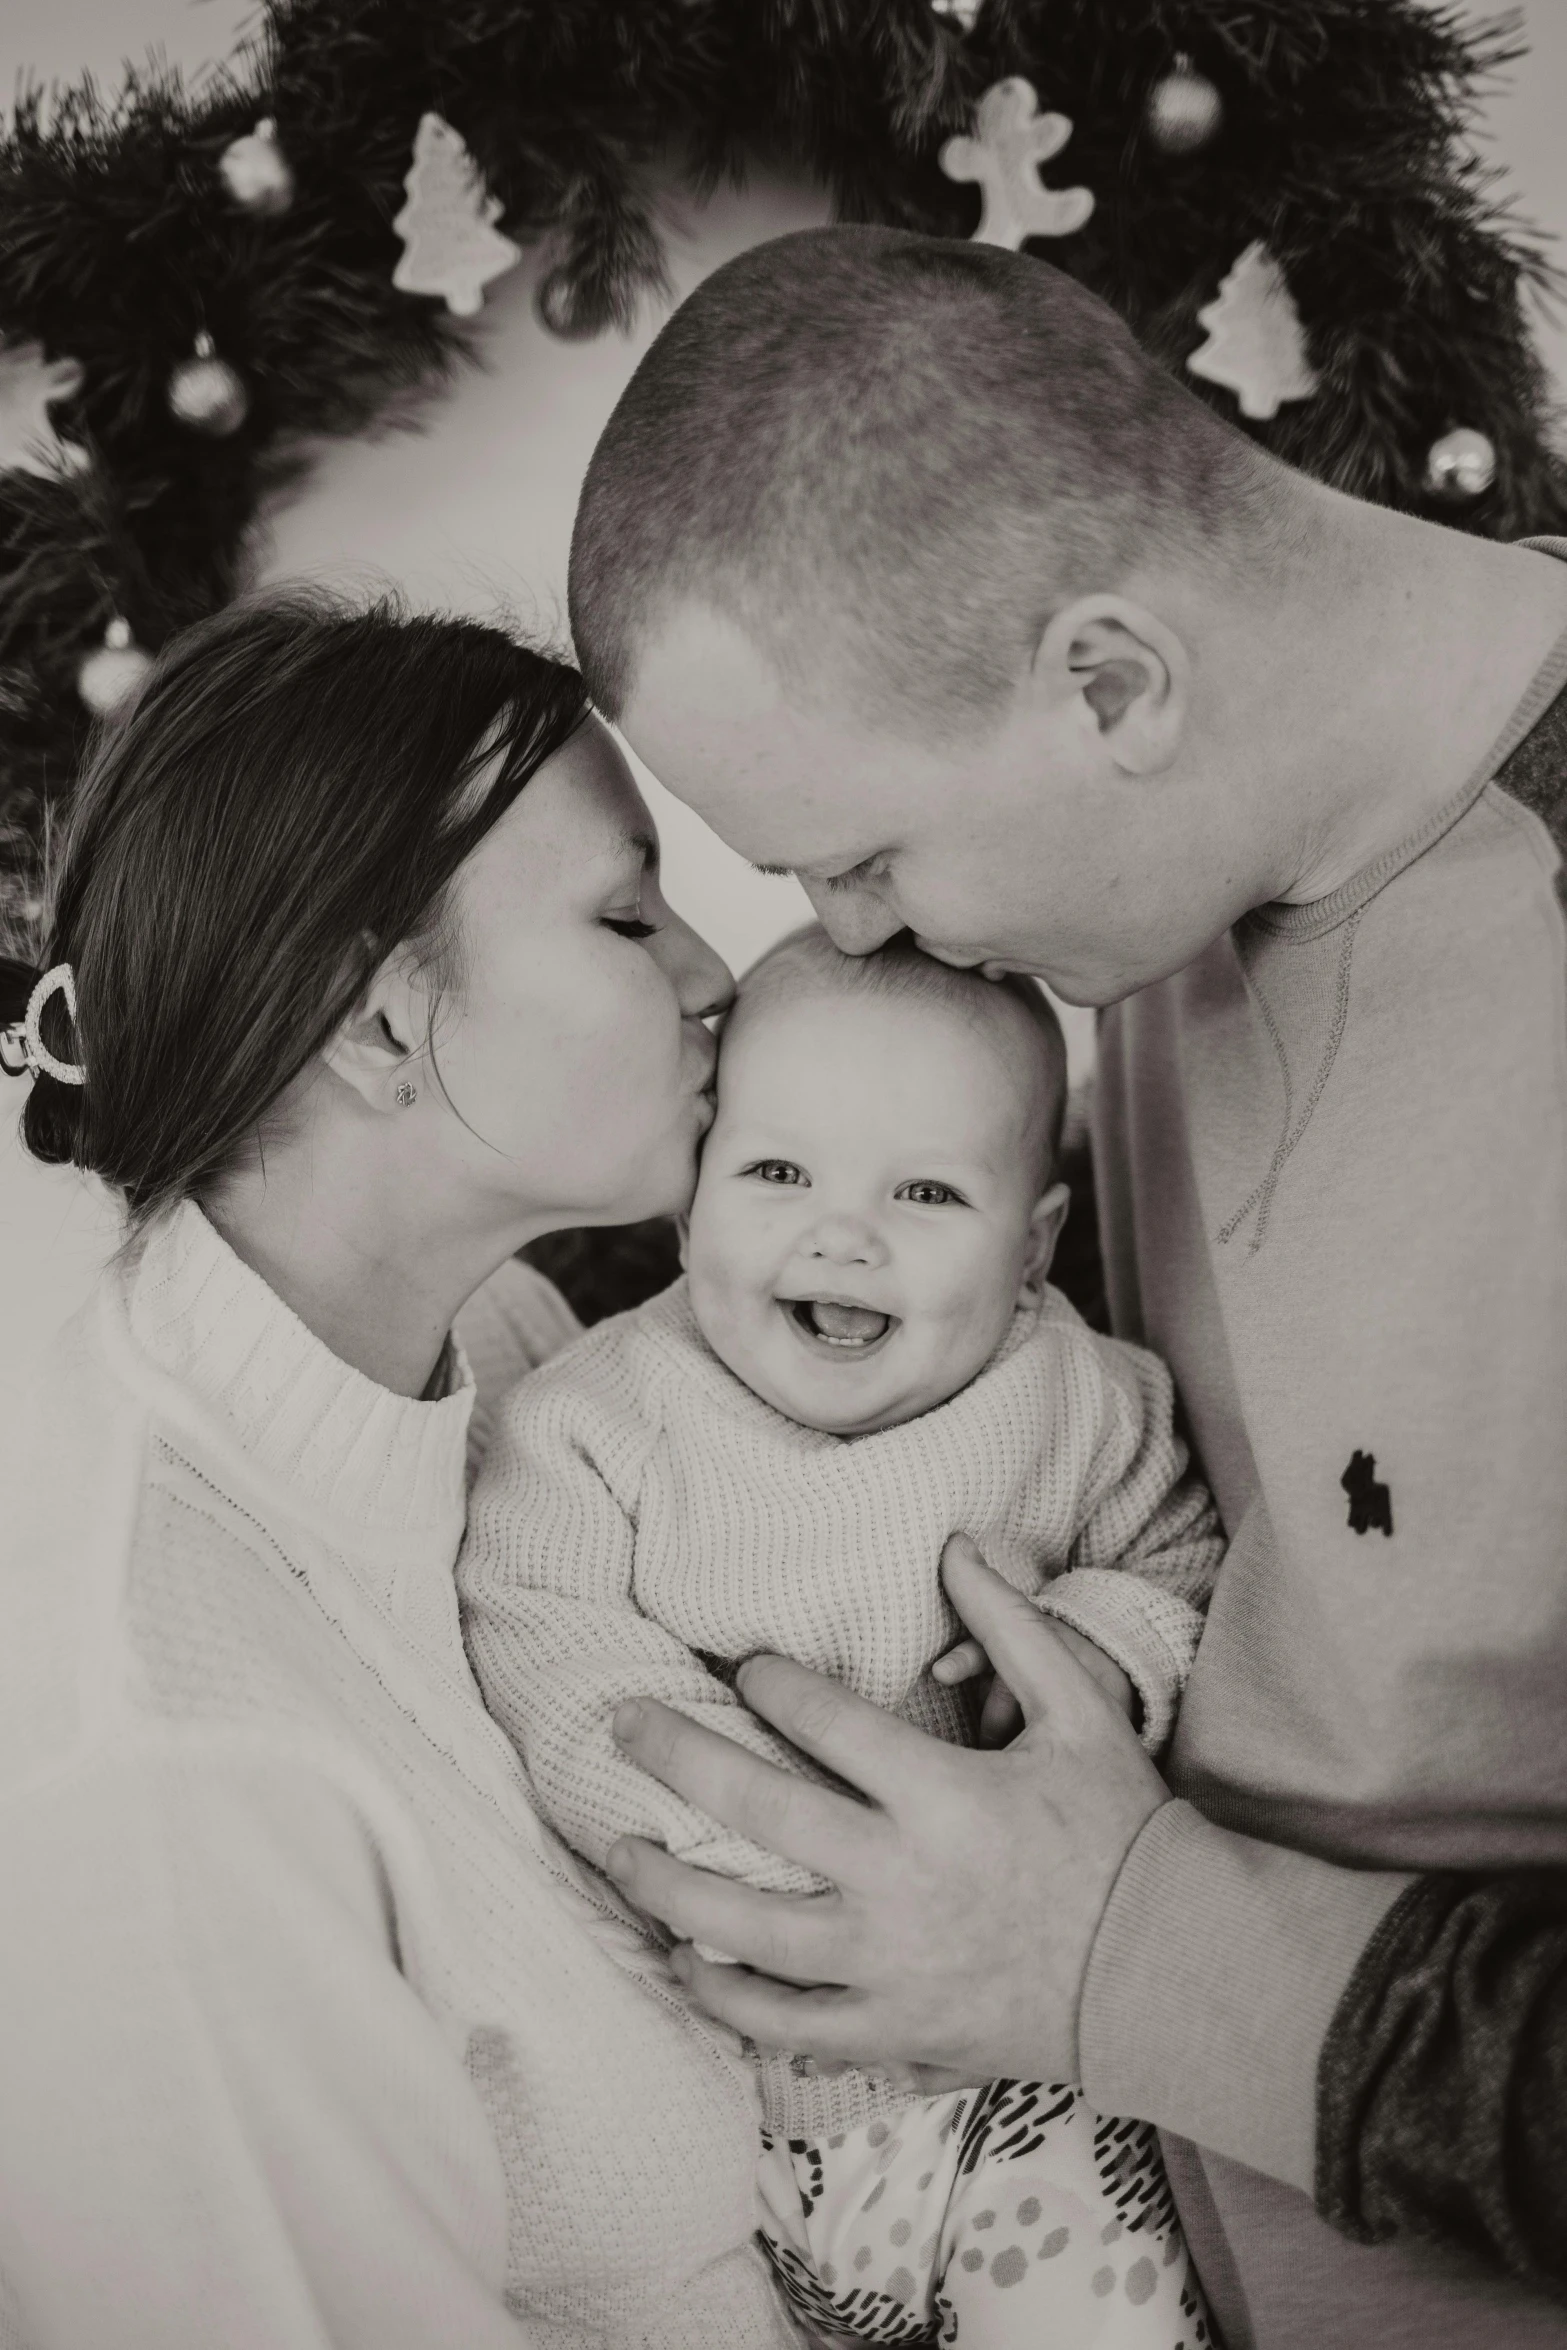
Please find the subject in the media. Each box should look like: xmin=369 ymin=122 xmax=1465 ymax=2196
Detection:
xmin=4 ymin=0 xmax=1566 ymax=1395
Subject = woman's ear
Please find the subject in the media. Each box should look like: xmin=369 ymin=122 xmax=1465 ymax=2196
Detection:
xmin=1033 ymin=594 xmax=1191 ymax=777
xmin=321 ymin=957 xmax=428 ymax=1112
xmin=1022 ymin=1180 xmax=1071 ymax=1289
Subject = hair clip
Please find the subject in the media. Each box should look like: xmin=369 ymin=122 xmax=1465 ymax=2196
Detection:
xmin=22 ymin=964 xmax=86 ymax=1086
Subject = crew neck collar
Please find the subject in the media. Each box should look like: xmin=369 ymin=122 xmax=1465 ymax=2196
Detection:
xmin=112 ymin=1199 xmax=475 ymax=1550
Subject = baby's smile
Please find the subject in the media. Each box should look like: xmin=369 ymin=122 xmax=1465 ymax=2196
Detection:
xmin=779 ymin=1294 xmax=899 ymax=1354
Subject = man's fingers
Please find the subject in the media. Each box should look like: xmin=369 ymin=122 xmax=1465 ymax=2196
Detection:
xmin=979 ymin=1675 xmax=1023 ymax=1747
xmin=940 ymin=1535 xmax=1109 ymax=1728
xmin=732 ymin=1652 xmax=941 ymax=1802
xmin=612 ymin=1698 xmax=874 ymax=1878
xmin=665 ymin=1950 xmax=876 ymax=2063
xmin=605 ymin=1837 xmax=844 ymax=1983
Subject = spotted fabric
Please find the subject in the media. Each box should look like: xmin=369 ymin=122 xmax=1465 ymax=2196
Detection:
xmin=758 ymin=2080 xmax=1211 ymax=2348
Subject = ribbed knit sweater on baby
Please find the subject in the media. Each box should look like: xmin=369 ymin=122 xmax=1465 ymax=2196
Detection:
xmin=460 ymin=1275 xmax=1224 ymax=2143
xmin=0 ymin=1205 xmax=801 ymax=2350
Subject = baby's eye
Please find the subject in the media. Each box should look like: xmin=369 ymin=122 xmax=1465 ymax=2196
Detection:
xmin=895 ymin=1179 xmax=965 ymax=1207
xmin=742 ymin=1160 xmax=809 ymax=1187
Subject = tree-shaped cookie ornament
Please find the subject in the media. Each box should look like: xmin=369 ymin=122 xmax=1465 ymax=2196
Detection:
xmin=0 ymin=335 xmax=89 ymax=480
xmin=391 ymin=113 xmax=522 ymax=317
xmin=1186 ymin=242 xmax=1319 ymax=420
xmin=940 ymin=79 xmax=1095 ymax=250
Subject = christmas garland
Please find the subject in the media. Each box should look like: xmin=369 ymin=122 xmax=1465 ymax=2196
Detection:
xmin=2 ymin=0 xmax=1564 ymax=924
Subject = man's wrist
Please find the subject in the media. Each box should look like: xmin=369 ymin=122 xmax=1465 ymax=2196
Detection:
xmin=1077 ymin=1799 xmax=1411 ymax=2192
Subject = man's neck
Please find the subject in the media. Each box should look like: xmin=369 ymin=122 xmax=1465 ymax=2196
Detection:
xmin=1248 ymin=500 xmax=1567 ymax=908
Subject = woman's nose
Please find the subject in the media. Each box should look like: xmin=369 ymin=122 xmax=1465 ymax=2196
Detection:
xmin=659 ymin=909 xmax=735 ymax=1020
xmin=803 ymin=1213 xmax=889 ymax=1269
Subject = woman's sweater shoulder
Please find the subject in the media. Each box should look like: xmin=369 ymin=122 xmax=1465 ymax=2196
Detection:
xmin=0 ymin=1295 xmax=148 ymax=1797
xmin=2 ymin=1205 xmax=483 ymax=1810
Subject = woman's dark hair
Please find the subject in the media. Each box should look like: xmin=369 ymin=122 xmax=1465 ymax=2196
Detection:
xmin=0 ymin=591 xmax=588 ymax=1224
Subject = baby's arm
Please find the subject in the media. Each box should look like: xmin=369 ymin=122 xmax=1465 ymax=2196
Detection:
xmin=458 ymin=1346 xmax=828 ymax=1903
xmin=1033 ymin=1334 xmax=1223 ymax=1751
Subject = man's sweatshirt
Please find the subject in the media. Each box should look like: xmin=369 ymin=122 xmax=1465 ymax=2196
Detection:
xmin=1081 ymin=559 xmax=1567 ymax=2349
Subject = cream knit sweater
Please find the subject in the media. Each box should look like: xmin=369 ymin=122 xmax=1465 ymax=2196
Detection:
xmin=0 ymin=1204 xmax=801 ymax=2350
xmin=461 ymin=1277 xmax=1223 ymax=2142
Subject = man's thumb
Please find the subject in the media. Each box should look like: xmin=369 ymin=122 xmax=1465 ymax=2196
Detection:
xmin=940 ymin=1534 xmax=1104 ymax=1728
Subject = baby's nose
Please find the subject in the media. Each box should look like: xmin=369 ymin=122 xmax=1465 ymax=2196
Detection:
xmin=805 ymin=1214 xmax=888 ymax=1268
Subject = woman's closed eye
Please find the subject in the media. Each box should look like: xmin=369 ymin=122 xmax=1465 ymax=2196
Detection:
xmin=741 ymin=1159 xmax=810 ymax=1186
xmin=895 ymin=1179 xmax=968 ymax=1207
xmin=601 ymin=915 xmax=657 ymax=940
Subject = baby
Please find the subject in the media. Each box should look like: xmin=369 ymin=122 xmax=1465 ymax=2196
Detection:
xmin=462 ymin=927 xmax=1219 ymax=2350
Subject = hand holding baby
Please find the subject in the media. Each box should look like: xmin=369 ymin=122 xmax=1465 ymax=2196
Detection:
xmin=933 ymin=1567 xmax=1140 ymax=1744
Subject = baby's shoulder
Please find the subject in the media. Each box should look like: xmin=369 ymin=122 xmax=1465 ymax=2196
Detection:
xmin=1018 ymin=1285 xmax=1176 ymax=1419
xmin=484 ymin=1276 xmax=702 ymax=1445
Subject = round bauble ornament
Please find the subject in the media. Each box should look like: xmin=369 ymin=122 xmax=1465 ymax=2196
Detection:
xmin=1146 ymin=54 xmax=1223 ymax=155
xmin=1423 ymin=426 xmax=1496 ymax=501
xmin=218 ymin=115 xmax=294 ymax=217
xmin=78 ymin=618 xmax=153 ymax=718
xmin=168 ymin=333 xmax=250 ymax=436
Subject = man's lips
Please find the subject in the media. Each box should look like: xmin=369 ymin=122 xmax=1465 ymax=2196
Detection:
xmin=778 ymin=1296 xmax=898 ymax=1354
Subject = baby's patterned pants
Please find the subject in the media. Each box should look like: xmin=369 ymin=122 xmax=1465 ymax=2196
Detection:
xmin=757 ymin=2079 xmax=1211 ymax=2348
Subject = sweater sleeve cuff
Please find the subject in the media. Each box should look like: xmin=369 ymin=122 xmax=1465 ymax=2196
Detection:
xmin=1077 ymin=1799 xmax=1412 ymax=2193
xmin=1036 ymin=1568 xmax=1203 ymax=1753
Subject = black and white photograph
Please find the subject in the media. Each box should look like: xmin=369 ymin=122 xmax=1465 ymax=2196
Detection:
xmin=2 ymin=1 xmax=1565 ymax=2344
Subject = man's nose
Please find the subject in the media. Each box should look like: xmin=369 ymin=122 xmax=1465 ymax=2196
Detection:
xmin=802 ymin=1213 xmax=889 ymax=1269
xmin=801 ymin=880 xmax=902 ymax=958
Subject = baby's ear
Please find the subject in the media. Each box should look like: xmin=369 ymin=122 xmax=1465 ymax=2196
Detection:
xmin=1022 ymin=1181 xmax=1071 ymax=1289
xmin=674 ymin=1213 xmax=691 ymax=1271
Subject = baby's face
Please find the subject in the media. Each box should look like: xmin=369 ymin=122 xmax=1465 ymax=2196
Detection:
xmin=685 ymin=988 xmax=1055 ymax=1436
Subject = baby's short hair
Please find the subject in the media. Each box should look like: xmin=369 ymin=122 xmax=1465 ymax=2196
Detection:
xmin=728 ymin=924 xmax=1068 ymax=1184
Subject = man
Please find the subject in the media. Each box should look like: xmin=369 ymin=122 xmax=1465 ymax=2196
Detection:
xmin=569 ymin=226 xmax=1567 ymax=2344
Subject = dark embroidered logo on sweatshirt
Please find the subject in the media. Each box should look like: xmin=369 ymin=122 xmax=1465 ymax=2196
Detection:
xmin=1342 ymin=1450 xmax=1393 ymax=1538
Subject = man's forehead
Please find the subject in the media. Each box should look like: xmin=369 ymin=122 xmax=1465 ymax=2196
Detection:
xmin=620 ymin=601 xmax=920 ymax=859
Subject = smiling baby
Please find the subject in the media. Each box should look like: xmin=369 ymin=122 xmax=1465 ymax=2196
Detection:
xmin=461 ymin=925 xmax=1219 ymax=2348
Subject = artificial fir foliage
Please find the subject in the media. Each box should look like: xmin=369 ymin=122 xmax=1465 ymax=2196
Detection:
xmin=0 ymin=0 xmax=1565 ymax=926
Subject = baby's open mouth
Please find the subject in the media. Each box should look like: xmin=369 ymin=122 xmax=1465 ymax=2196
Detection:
xmin=783 ymin=1297 xmax=896 ymax=1351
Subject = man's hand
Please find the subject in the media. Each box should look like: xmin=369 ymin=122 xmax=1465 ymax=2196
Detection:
xmin=933 ymin=1617 xmax=1137 ymax=1746
xmin=604 ymin=1534 xmax=1168 ymax=2085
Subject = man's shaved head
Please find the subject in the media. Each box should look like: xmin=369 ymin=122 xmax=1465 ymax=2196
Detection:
xmin=569 ymin=224 xmax=1285 ymax=736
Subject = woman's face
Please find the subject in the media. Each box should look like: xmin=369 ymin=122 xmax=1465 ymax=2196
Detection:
xmin=423 ymin=717 xmax=732 ymax=1229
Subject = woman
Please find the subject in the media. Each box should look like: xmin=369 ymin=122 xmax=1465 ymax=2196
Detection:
xmin=0 ymin=595 xmax=802 ymax=2348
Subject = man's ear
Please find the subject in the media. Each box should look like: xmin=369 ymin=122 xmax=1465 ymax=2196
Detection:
xmin=1022 ymin=1180 xmax=1071 ymax=1289
xmin=1033 ymin=593 xmax=1190 ymax=776
xmin=321 ymin=956 xmax=429 ymax=1113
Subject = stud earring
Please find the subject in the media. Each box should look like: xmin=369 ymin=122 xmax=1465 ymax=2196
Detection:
xmin=394 ymin=1079 xmax=417 ymax=1108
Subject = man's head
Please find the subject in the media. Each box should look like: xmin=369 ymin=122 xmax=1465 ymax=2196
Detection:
xmin=684 ymin=925 xmax=1069 ymax=1437
xmin=569 ymin=226 xmax=1325 ymax=1003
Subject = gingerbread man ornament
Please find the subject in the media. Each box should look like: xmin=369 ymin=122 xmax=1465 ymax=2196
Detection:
xmin=940 ymin=78 xmax=1095 ymax=250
